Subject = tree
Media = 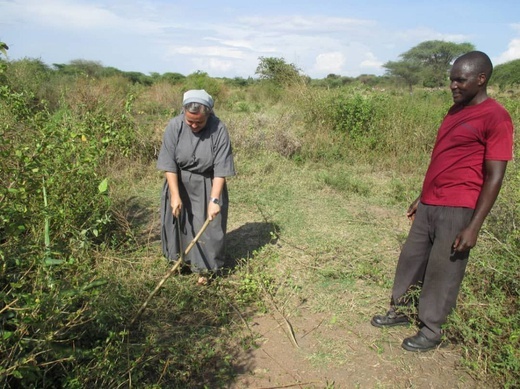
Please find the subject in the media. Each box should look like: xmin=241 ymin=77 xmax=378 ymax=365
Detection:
xmin=384 ymin=40 xmax=475 ymax=90
xmin=255 ymin=56 xmax=302 ymax=86
xmin=160 ymin=72 xmax=186 ymax=85
xmin=492 ymin=59 xmax=520 ymax=89
xmin=383 ymin=60 xmax=421 ymax=93
xmin=183 ymin=71 xmax=222 ymax=102
xmin=53 ymin=59 xmax=105 ymax=78
xmin=401 ymin=40 xmax=475 ymax=87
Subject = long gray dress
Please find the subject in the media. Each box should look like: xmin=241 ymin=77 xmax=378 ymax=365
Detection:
xmin=157 ymin=113 xmax=235 ymax=273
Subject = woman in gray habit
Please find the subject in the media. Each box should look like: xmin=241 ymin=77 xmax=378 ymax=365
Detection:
xmin=157 ymin=89 xmax=235 ymax=285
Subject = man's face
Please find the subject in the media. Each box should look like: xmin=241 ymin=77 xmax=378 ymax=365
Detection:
xmin=449 ymin=61 xmax=484 ymax=106
xmin=185 ymin=111 xmax=208 ymax=133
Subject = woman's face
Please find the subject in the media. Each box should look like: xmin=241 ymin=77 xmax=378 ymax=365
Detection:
xmin=185 ymin=111 xmax=208 ymax=133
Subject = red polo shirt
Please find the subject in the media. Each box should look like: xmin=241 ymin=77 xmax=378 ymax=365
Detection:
xmin=421 ymin=98 xmax=514 ymax=209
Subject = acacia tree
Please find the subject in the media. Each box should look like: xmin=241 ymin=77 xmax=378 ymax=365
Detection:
xmin=492 ymin=59 xmax=520 ymax=89
xmin=385 ymin=40 xmax=475 ymax=89
xmin=383 ymin=60 xmax=421 ymax=93
xmin=255 ymin=56 xmax=302 ymax=86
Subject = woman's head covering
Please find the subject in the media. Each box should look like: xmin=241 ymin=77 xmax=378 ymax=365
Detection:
xmin=183 ymin=89 xmax=214 ymax=109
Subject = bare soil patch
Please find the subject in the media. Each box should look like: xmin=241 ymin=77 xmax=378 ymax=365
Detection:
xmin=224 ymin=192 xmax=479 ymax=389
xmin=229 ymin=307 xmax=477 ymax=389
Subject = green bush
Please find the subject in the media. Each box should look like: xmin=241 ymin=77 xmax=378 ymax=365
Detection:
xmin=1 ymin=56 xmax=518 ymax=387
xmin=0 ymin=66 xmax=144 ymax=386
xmin=331 ymin=92 xmax=378 ymax=145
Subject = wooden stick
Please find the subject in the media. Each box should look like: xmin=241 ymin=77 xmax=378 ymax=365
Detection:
xmin=130 ymin=218 xmax=211 ymax=325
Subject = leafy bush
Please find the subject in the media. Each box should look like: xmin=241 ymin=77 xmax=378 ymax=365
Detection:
xmin=0 ymin=64 xmax=146 ymax=386
xmin=1 ymin=54 xmax=518 ymax=387
xmin=331 ymin=92 xmax=378 ymax=145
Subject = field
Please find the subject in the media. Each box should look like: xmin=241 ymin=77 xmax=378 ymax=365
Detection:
xmin=1 ymin=62 xmax=519 ymax=388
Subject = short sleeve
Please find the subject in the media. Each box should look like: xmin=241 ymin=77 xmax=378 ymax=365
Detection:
xmin=157 ymin=117 xmax=182 ymax=173
xmin=212 ymin=122 xmax=235 ymax=177
xmin=485 ymin=110 xmax=514 ymax=161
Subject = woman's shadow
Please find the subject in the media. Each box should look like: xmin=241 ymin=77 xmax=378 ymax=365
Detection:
xmin=224 ymin=221 xmax=278 ymax=269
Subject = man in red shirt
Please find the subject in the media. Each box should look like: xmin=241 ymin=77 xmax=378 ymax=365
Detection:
xmin=371 ymin=51 xmax=514 ymax=352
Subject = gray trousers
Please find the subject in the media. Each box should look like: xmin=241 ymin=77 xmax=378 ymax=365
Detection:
xmin=392 ymin=202 xmax=474 ymax=341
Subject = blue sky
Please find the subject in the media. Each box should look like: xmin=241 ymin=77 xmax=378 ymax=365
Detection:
xmin=1 ymin=0 xmax=520 ymax=79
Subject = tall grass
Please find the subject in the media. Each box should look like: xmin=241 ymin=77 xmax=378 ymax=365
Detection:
xmin=223 ymin=82 xmax=520 ymax=387
xmin=1 ymin=58 xmax=518 ymax=387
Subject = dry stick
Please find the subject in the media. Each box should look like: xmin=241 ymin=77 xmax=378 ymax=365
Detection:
xmin=227 ymin=299 xmax=254 ymax=336
xmin=261 ymin=284 xmax=300 ymax=349
xmin=252 ymin=381 xmax=321 ymax=389
xmin=130 ymin=217 xmax=212 ymax=326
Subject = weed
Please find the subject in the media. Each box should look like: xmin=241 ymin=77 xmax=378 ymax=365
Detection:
xmin=1 ymin=59 xmax=518 ymax=387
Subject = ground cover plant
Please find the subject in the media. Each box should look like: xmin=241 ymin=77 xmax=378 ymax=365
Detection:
xmin=0 ymin=57 xmax=518 ymax=388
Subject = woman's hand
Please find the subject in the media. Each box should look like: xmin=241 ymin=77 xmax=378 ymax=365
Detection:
xmin=208 ymin=202 xmax=220 ymax=221
xmin=170 ymin=195 xmax=182 ymax=218
xmin=165 ymin=172 xmax=182 ymax=218
xmin=208 ymin=177 xmax=226 ymax=221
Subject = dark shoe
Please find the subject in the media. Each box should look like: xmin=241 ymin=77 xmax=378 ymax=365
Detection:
xmin=402 ymin=332 xmax=442 ymax=352
xmin=371 ymin=311 xmax=409 ymax=328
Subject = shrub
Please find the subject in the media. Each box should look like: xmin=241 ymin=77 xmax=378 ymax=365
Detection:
xmin=0 ymin=65 xmax=146 ymax=386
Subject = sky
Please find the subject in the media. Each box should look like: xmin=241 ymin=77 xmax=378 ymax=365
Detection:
xmin=1 ymin=0 xmax=520 ymax=79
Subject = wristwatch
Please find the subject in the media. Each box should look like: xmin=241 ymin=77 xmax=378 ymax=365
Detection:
xmin=210 ymin=197 xmax=220 ymax=205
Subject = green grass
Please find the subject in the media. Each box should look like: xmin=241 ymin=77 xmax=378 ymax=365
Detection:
xmin=1 ymin=67 xmax=518 ymax=387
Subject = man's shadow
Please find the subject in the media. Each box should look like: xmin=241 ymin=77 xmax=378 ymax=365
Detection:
xmin=225 ymin=222 xmax=278 ymax=269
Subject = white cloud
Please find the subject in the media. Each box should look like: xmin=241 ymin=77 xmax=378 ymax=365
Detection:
xmin=314 ymin=52 xmax=346 ymax=74
xmin=360 ymin=52 xmax=383 ymax=71
xmin=239 ymin=15 xmax=375 ymax=33
xmin=0 ymin=0 xmax=165 ymax=33
xmin=493 ymin=24 xmax=520 ymax=64
xmin=2 ymin=0 xmax=518 ymax=78
xmin=494 ymin=38 xmax=520 ymax=64
xmin=205 ymin=58 xmax=235 ymax=74
xmin=208 ymin=38 xmax=254 ymax=50
xmin=395 ymin=27 xmax=470 ymax=44
xmin=168 ymin=45 xmax=246 ymax=60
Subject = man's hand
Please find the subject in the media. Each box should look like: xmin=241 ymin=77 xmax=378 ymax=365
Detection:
xmin=407 ymin=196 xmax=420 ymax=221
xmin=453 ymin=227 xmax=479 ymax=252
xmin=452 ymin=160 xmax=508 ymax=252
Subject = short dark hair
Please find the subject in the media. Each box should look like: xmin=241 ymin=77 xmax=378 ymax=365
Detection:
xmin=454 ymin=51 xmax=493 ymax=80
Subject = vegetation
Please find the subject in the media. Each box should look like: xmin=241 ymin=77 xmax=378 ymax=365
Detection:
xmin=493 ymin=59 xmax=520 ymax=90
xmin=0 ymin=41 xmax=519 ymax=387
xmin=255 ymin=56 xmax=304 ymax=86
xmin=383 ymin=40 xmax=476 ymax=90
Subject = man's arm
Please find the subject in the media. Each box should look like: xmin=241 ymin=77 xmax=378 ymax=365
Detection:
xmin=453 ymin=160 xmax=508 ymax=252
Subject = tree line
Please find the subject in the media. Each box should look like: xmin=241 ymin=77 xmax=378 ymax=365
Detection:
xmin=1 ymin=40 xmax=519 ymax=91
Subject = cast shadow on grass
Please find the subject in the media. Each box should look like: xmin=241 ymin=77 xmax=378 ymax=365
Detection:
xmin=126 ymin=287 xmax=258 ymax=388
xmin=113 ymin=195 xmax=162 ymax=245
xmin=224 ymin=221 xmax=279 ymax=270
xmin=120 ymin=222 xmax=278 ymax=387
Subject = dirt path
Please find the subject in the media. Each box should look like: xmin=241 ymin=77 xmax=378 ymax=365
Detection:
xmin=229 ymin=309 xmax=476 ymax=388
xmin=139 ymin=165 xmax=482 ymax=388
xmin=222 ymin=178 xmax=480 ymax=389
